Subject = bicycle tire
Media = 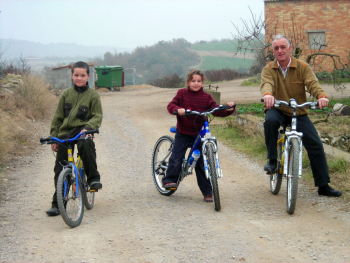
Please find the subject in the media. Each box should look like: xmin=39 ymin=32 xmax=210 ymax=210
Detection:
xmin=205 ymin=143 xmax=221 ymax=211
xmin=57 ymin=168 xmax=84 ymax=227
xmin=81 ymin=169 xmax=95 ymax=210
xmin=152 ymin=136 xmax=176 ymax=196
xmin=286 ymin=138 xmax=300 ymax=214
xmin=270 ymin=134 xmax=283 ymax=195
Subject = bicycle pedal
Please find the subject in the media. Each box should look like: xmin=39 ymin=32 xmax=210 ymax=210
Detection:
xmin=90 ymin=189 xmax=98 ymax=192
xmin=169 ymin=188 xmax=177 ymax=190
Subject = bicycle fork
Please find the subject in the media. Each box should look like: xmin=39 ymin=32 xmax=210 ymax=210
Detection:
xmin=283 ymin=135 xmax=303 ymax=179
xmin=202 ymin=140 xmax=223 ymax=180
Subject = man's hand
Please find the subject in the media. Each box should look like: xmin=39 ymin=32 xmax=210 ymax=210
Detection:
xmin=226 ymin=102 xmax=235 ymax=111
xmin=263 ymin=95 xmax=275 ymax=109
xmin=318 ymin=97 xmax=329 ymax=109
xmin=51 ymin=144 xmax=58 ymax=152
xmin=177 ymin=108 xmax=186 ymax=116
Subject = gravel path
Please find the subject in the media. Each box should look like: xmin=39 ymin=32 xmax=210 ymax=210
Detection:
xmin=1 ymin=84 xmax=350 ymax=262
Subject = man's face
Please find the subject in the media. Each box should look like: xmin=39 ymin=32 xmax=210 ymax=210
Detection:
xmin=272 ymin=38 xmax=292 ymax=64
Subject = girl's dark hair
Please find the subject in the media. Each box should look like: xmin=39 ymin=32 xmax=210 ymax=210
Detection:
xmin=71 ymin=61 xmax=89 ymax=74
xmin=186 ymin=69 xmax=206 ymax=83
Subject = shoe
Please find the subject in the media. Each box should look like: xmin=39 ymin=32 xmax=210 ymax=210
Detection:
xmin=318 ymin=184 xmax=342 ymax=197
xmin=162 ymin=182 xmax=177 ymax=188
xmin=264 ymin=159 xmax=277 ymax=173
xmin=204 ymin=195 xmax=213 ymax=202
xmin=46 ymin=207 xmax=60 ymax=216
xmin=90 ymin=181 xmax=102 ymax=190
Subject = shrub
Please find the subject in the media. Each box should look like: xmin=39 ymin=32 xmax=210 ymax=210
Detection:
xmin=147 ymin=73 xmax=184 ymax=88
xmin=204 ymin=68 xmax=243 ymax=82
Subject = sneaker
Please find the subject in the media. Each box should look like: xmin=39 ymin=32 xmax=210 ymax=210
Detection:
xmin=162 ymin=182 xmax=177 ymax=188
xmin=318 ymin=184 xmax=342 ymax=197
xmin=90 ymin=181 xmax=102 ymax=190
xmin=264 ymin=159 xmax=277 ymax=173
xmin=46 ymin=207 xmax=60 ymax=216
xmin=204 ymin=195 xmax=213 ymax=202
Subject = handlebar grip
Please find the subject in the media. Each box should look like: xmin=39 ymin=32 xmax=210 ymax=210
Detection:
xmin=173 ymin=111 xmax=179 ymax=115
xmin=40 ymin=137 xmax=50 ymax=143
xmin=87 ymin=128 xmax=99 ymax=134
xmin=261 ymin=98 xmax=264 ymax=102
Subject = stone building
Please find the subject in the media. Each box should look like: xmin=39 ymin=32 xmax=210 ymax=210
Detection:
xmin=50 ymin=63 xmax=95 ymax=90
xmin=264 ymin=0 xmax=350 ymax=72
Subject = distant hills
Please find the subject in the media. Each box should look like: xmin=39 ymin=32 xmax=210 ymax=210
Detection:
xmin=0 ymin=39 xmax=132 ymax=59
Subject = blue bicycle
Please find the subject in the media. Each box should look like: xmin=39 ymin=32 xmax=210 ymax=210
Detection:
xmin=40 ymin=129 xmax=99 ymax=227
xmin=151 ymin=105 xmax=234 ymax=211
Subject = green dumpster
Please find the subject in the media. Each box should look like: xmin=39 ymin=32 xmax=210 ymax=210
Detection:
xmin=95 ymin=66 xmax=124 ymax=91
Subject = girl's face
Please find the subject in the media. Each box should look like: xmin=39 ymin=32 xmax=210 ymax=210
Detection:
xmin=188 ymin=74 xmax=203 ymax=92
xmin=72 ymin=67 xmax=90 ymax=87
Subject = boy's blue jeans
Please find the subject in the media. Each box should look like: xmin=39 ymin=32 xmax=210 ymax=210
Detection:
xmin=162 ymin=132 xmax=212 ymax=196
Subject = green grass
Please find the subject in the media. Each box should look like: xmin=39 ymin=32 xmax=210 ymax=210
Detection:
xmin=191 ymin=40 xmax=254 ymax=53
xmin=241 ymin=76 xmax=261 ymax=86
xmin=198 ymin=56 xmax=254 ymax=72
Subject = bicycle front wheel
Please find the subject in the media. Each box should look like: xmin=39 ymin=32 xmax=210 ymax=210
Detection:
xmin=205 ymin=143 xmax=221 ymax=211
xmin=286 ymin=138 xmax=300 ymax=214
xmin=270 ymin=134 xmax=283 ymax=195
xmin=57 ymin=168 xmax=84 ymax=227
xmin=152 ymin=136 xmax=176 ymax=196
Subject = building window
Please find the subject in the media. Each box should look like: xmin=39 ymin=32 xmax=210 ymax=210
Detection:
xmin=307 ymin=30 xmax=327 ymax=50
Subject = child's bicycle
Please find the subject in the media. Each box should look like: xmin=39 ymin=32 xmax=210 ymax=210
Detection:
xmin=40 ymin=129 xmax=99 ymax=227
xmin=262 ymin=98 xmax=318 ymax=214
xmin=151 ymin=105 xmax=235 ymax=211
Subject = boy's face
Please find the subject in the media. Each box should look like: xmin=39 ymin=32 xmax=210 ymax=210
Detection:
xmin=188 ymin=74 xmax=203 ymax=92
xmin=72 ymin=67 xmax=90 ymax=87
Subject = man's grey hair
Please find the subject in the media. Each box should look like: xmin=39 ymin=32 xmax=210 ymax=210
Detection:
xmin=272 ymin=34 xmax=291 ymax=47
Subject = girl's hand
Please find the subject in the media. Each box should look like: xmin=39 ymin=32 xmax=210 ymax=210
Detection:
xmin=226 ymin=102 xmax=235 ymax=111
xmin=178 ymin=108 xmax=186 ymax=115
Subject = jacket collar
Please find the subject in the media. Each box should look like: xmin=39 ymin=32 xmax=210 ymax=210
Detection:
xmin=272 ymin=56 xmax=298 ymax=69
xmin=73 ymin=84 xmax=89 ymax=93
xmin=187 ymin=86 xmax=204 ymax=94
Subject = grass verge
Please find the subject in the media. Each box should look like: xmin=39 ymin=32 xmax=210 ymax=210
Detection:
xmin=0 ymin=74 xmax=58 ymax=168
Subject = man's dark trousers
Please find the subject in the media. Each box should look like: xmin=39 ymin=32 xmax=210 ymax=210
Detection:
xmin=162 ymin=132 xmax=212 ymax=196
xmin=51 ymin=139 xmax=100 ymax=208
xmin=264 ymin=108 xmax=330 ymax=187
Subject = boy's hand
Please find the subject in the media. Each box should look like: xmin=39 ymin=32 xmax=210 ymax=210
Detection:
xmin=226 ymin=102 xmax=235 ymax=111
xmin=80 ymin=129 xmax=93 ymax=139
xmin=177 ymin=108 xmax=186 ymax=115
xmin=51 ymin=144 xmax=58 ymax=152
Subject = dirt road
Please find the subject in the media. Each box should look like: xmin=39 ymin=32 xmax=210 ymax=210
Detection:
xmin=1 ymin=81 xmax=350 ymax=262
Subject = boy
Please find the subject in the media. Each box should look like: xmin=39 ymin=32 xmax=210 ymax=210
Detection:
xmin=162 ymin=69 xmax=235 ymax=202
xmin=46 ymin=61 xmax=103 ymax=216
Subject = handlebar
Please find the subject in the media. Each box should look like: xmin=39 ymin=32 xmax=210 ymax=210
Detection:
xmin=40 ymin=129 xmax=99 ymax=145
xmin=261 ymin=98 xmax=318 ymax=110
xmin=173 ymin=104 xmax=235 ymax=116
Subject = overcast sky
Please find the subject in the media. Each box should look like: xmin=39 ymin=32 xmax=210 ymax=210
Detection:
xmin=0 ymin=0 xmax=265 ymax=50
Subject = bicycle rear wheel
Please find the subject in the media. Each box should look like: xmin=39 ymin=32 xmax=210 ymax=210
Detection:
xmin=81 ymin=169 xmax=95 ymax=210
xmin=152 ymin=136 xmax=176 ymax=196
xmin=286 ymin=138 xmax=300 ymax=214
xmin=205 ymin=143 xmax=221 ymax=211
xmin=270 ymin=134 xmax=283 ymax=195
xmin=57 ymin=168 xmax=84 ymax=227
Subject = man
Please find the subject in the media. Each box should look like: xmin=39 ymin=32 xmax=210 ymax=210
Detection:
xmin=260 ymin=34 xmax=341 ymax=197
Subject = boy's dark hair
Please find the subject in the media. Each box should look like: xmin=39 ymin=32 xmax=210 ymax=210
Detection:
xmin=186 ymin=69 xmax=206 ymax=83
xmin=71 ymin=61 xmax=89 ymax=74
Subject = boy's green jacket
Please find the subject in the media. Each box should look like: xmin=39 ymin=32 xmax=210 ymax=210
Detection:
xmin=50 ymin=86 xmax=103 ymax=139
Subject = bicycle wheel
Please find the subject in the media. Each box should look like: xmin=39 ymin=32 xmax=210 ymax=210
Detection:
xmin=270 ymin=134 xmax=283 ymax=195
xmin=57 ymin=168 xmax=84 ymax=227
xmin=152 ymin=136 xmax=176 ymax=196
xmin=81 ymin=169 xmax=95 ymax=210
xmin=205 ymin=143 xmax=221 ymax=211
xmin=286 ymin=138 xmax=300 ymax=214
